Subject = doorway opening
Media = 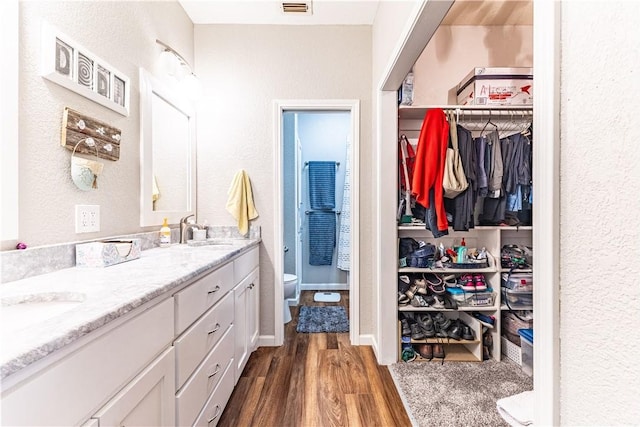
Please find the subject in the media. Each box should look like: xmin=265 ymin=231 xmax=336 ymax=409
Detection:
xmin=273 ymin=100 xmax=360 ymax=346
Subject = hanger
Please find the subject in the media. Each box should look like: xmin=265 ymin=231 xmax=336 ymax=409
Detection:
xmin=480 ymin=110 xmax=498 ymax=137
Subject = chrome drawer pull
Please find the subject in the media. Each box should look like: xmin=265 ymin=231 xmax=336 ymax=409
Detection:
xmin=207 ymin=405 xmax=221 ymax=424
xmin=207 ymin=285 xmax=221 ymax=295
xmin=207 ymin=323 xmax=221 ymax=335
xmin=207 ymin=363 xmax=221 ymax=378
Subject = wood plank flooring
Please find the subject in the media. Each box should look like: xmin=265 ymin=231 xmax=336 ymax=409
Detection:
xmin=219 ymin=290 xmax=412 ymax=427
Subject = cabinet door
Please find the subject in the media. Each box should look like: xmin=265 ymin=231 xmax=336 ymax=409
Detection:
xmin=91 ymin=347 xmax=175 ymax=427
xmin=233 ymin=276 xmax=249 ymax=382
xmin=247 ymin=268 xmax=260 ymax=351
xmin=233 ymin=267 xmax=259 ymax=381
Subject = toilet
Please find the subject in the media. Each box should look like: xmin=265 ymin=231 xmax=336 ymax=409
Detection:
xmin=283 ymin=274 xmax=298 ymax=323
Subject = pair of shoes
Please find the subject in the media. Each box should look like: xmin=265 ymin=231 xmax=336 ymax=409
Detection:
xmin=433 ymin=313 xmax=452 ymax=337
xmin=415 ymin=343 xmax=433 ymax=360
xmin=462 ymin=323 xmax=475 ymax=340
xmin=447 ymin=319 xmax=463 ymax=340
xmin=401 ymin=346 xmax=417 ymax=362
xmin=442 ymin=293 xmax=458 ymax=310
xmin=413 ymin=276 xmax=429 ymax=295
xmin=447 ymin=319 xmax=474 ymax=340
xmin=483 ymin=330 xmax=493 ymax=348
xmin=473 ymin=274 xmax=488 ymax=291
xmin=416 ymin=313 xmax=436 ymax=338
xmin=424 ymin=274 xmax=446 ymax=294
xmin=483 ymin=345 xmax=491 ymax=360
xmin=410 ymin=323 xmax=426 ymax=340
xmin=442 ymin=274 xmax=457 ymax=288
xmin=459 ymin=274 xmax=476 ymax=291
xmin=410 ymin=295 xmax=430 ymax=307
xmin=472 ymin=312 xmax=495 ymax=328
xmin=458 ymin=274 xmax=488 ymax=291
xmin=432 ymin=343 xmax=445 ymax=359
xmin=398 ymin=275 xmax=411 ymax=294
xmin=398 ymin=291 xmax=410 ymax=306
xmin=400 ymin=318 xmax=411 ymax=336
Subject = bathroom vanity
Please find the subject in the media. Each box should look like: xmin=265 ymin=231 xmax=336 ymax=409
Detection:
xmin=0 ymin=240 xmax=259 ymax=426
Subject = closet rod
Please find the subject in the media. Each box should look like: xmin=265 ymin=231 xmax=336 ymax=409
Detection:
xmin=401 ymin=105 xmax=532 ymax=111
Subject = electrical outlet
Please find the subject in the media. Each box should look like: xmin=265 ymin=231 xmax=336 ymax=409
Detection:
xmin=75 ymin=205 xmax=100 ymax=233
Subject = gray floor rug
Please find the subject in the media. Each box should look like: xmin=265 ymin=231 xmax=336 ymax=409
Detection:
xmin=389 ymin=359 xmax=532 ymax=427
xmin=296 ymin=306 xmax=349 ymax=333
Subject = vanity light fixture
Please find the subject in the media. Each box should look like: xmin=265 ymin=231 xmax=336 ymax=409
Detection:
xmin=155 ymin=39 xmax=203 ymax=100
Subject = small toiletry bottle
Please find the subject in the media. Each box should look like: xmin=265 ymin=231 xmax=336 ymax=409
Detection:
xmin=160 ymin=218 xmax=171 ymax=247
xmin=457 ymin=237 xmax=467 ymax=263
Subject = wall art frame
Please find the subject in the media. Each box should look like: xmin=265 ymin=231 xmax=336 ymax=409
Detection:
xmin=40 ymin=21 xmax=130 ymax=117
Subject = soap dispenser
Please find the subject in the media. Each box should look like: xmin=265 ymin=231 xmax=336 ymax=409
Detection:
xmin=160 ymin=218 xmax=171 ymax=247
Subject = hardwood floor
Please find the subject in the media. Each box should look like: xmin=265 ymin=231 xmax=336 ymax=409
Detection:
xmin=219 ymin=290 xmax=412 ymax=427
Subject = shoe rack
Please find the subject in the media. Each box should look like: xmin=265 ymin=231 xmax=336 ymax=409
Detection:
xmin=398 ymin=311 xmax=483 ymax=362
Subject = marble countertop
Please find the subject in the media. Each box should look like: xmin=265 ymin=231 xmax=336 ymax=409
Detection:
xmin=0 ymin=239 xmax=259 ymax=380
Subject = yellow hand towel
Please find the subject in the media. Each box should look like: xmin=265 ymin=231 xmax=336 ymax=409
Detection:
xmin=226 ymin=169 xmax=259 ymax=235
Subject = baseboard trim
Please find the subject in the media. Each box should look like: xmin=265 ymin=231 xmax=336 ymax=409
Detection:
xmin=300 ymin=283 xmax=349 ymax=291
xmin=257 ymin=335 xmax=276 ymax=347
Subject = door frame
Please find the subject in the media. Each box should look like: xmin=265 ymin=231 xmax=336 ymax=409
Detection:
xmin=273 ymin=99 xmax=361 ymax=346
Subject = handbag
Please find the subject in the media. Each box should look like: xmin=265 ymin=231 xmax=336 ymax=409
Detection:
xmin=442 ymin=112 xmax=469 ymax=198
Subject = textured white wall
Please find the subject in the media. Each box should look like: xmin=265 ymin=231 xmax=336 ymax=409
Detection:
xmin=194 ymin=24 xmax=372 ymax=336
xmin=15 ymin=1 xmax=193 ymax=249
xmin=412 ymin=25 xmax=533 ymax=104
xmin=560 ymin=1 xmax=640 ymax=424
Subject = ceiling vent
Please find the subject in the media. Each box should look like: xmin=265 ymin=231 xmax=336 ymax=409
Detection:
xmin=281 ymin=1 xmax=312 ymax=15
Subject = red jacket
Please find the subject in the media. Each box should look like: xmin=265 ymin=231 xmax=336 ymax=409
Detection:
xmin=411 ymin=109 xmax=449 ymax=232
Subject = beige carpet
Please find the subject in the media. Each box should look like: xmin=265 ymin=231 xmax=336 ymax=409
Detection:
xmin=389 ymin=359 xmax=532 ymax=427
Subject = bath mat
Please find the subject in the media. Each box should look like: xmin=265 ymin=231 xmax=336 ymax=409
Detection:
xmin=296 ymin=306 xmax=349 ymax=333
xmin=313 ymin=292 xmax=341 ymax=302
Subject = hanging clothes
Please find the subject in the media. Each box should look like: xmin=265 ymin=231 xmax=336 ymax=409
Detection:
xmin=411 ymin=108 xmax=449 ymax=237
xmin=450 ymin=125 xmax=477 ymax=231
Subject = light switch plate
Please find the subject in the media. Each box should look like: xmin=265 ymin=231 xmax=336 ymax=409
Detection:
xmin=75 ymin=205 xmax=100 ymax=233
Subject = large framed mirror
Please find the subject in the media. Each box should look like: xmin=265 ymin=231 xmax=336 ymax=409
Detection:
xmin=139 ymin=68 xmax=196 ymax=226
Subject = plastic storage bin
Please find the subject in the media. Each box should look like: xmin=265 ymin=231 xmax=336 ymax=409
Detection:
xmin=501 ymin=272 xmax=533 ymax=292
xmin=502 ymin=288 xmax=533 ymax=308
xmin=446 ymin=287 xmax=495 ymax=307
xmin=518 ymin=328 xmax=533 ymax=376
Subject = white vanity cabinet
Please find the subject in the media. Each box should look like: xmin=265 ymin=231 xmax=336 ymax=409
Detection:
xmin=173 ymin=257 xmax=237 ymax=426
xmin=0 ymin=298 xmax=175 ymax=426
xmin=232 ymin=246 xmax=260 ymax=381
xmin=0 ymin=243 xmax=260 ymax=427
xmin=90 ymin=347 xmax=175 ymax=426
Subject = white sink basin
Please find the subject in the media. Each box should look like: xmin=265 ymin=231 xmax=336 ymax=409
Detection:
xmin=0 ymin=292 xmax=86 ymax=335
xmin=186 ymin=239 xmax=240 ymax=247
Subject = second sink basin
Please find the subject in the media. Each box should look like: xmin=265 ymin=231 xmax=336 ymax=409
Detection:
xmin=0 ymin=292 xmax=87 ymax=335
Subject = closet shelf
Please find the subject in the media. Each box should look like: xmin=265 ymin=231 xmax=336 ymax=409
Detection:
xmin=399 ymin=303 xmax=499 ymax=313
xmin=398 ymin=267 xmax=496 ymax=274
xmin=398 ymin=104 xmax=533 ymax=120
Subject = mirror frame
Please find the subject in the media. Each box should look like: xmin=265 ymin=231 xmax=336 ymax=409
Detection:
xmin=139 ymin=68 xmax=196 ymax=226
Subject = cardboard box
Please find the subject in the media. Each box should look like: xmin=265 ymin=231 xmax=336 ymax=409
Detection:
xmin=456 ymin=67 xmax=533 ymax=105
xmin=76 ymin=239 xmax=141 ymax=267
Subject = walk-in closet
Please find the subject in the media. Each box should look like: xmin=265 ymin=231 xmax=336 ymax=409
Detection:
xmin=393 ymin=0 xmax=534 ymax=381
